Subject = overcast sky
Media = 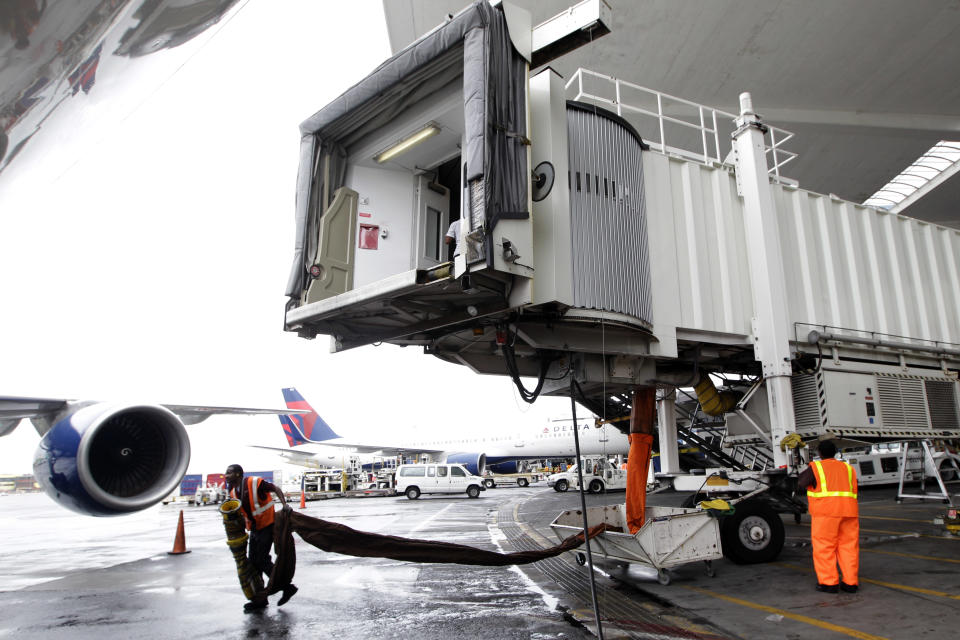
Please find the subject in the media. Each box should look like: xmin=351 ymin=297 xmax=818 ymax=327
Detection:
xmin=0 ymin=0 xmax=573 ymax=478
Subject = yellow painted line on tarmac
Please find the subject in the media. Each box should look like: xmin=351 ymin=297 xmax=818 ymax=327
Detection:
xmin=860 ymin=527 xmax=960 ymax=541
xmin=775 ymin=562 xmax=960 ymax=601
xmin=860 ymin=514 xmax=933 ymax=523
xmin=859 ymin=503 xmax=953 ymax=512
xmin=795 ymin=521 xmax=957 ymax=541
xmin=862 ymin=548 xmax=960 ymax=565
xmin=857 ymin=577 xmax=960 ymax=601
xmin=682 ymin=586 xmax=889 ymax=640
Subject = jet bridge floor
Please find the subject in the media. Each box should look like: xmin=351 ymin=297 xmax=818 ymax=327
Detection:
xmin=286 ymin=266 xmax=511 ymax=350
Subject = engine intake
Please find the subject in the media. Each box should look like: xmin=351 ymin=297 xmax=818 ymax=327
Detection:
xmin=444 ymin=452 xmax=486 ymax=476
xmin=34 ymin=403 xmax=190 ymax=516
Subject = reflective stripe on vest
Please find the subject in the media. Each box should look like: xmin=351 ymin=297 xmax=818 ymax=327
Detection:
xmin=247 ymin=477 xmax=275 ymax=516
xmin=229 ymin=477 xmax=275 ymax=529
xmin=807 ymin=460 xmax=858 ymax=499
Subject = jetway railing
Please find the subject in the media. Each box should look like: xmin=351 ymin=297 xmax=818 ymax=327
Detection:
xmin=566 ymin=68 xmax=798 ymax=180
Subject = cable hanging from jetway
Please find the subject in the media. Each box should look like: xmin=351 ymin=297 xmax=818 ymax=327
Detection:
xmin=500 ymin=325 xmax=556 ymax=403
xmin=569 ymin=373 xmax=606 ymax=640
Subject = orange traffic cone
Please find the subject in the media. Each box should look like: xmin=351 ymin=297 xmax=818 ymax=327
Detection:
xmin=299 ymin=491 xmax=306 ymax=509
xmin=168 ymin=509 xmax=191 ymax=555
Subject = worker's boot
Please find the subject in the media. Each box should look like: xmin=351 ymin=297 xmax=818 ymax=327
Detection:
xmin=840 ymin=582 xmax=858 ymax=593
xmin=815 ymin=583 xmax=839 ymax=593
xmin=243 ymin=597 xmax=268 ymax=613
xmin=278 ymin=583 xmax=298 ymax=606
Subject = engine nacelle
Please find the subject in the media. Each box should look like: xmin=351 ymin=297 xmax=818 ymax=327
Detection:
xmin=444 ymin=452 xmax=486 ymax=476
xmin=33 ymin=402 xmax=191 ymax=516
xmin=487 ymin=459 xmax=519 ymax=474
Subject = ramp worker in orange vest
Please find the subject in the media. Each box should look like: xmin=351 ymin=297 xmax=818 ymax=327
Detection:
xmin=225 ymin=464 xmax=298 ymax=612
xmin=797 ymin=441 xmax=859 ymax=593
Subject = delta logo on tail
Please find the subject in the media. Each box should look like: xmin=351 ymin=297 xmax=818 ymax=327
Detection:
xmin=279 ymin=387 xmax=341 ymax=446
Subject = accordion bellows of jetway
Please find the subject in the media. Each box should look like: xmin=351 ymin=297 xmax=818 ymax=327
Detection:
xmin=283 ymin=1 xmax=960 ymax=453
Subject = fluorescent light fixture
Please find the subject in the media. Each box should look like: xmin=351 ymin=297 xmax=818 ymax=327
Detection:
xmin=374 ymin=124 xmax=440 ymax=164
xmin=863 ymin=141 xmax=960 ymax=211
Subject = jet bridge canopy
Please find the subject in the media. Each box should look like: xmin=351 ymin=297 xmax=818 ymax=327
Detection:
xmin=285 ymin=0 xmax=530 ymax=350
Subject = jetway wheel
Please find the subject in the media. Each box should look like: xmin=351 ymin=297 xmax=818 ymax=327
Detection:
xmin=657 ymin=569 xmax=671 ymax=585
xmin=939 ymin=461 xmax=958 ymax=482
xmin=720 ymin=500 xmax=784 ymax=564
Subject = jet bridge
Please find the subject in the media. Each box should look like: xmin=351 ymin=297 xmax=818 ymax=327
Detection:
xmin=284 ymin=1 xmax=960 ymax=467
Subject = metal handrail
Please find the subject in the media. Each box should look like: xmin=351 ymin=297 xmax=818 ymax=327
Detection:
xmin=566 ymin=68 xmax=798 ymax=179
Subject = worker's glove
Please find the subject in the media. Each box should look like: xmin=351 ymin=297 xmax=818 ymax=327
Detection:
xmin=780 ymin=432 xmax=805 ymax=452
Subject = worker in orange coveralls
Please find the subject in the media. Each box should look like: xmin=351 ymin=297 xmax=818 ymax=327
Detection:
xmin=797 ymin=440 xmax=859 ymax=593
xmin=625 ymin=387 xmax=656 ymax=534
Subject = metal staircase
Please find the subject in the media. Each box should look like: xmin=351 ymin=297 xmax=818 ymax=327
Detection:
xmin=673 ymin=390 xmax=775 ymax=472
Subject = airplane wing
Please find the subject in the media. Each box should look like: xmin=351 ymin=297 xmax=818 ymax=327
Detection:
xmin=280 ymin=438 xmax=444 ymax=456
xmin=0 ymin=395 xmax=307 ymax=435
xmin=2 ymin=394 xmax=308 ymax=518
xmin=0 ymin=396 xmax=71 ymax=436
xmin=160 ymin=404 xmax=308 ymax=425
xmin=249 ymin=445 xmax=329 ymax=468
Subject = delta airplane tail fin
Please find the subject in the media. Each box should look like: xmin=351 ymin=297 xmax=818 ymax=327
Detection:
xmin=279 ymin=387 xmax=342 ymax=445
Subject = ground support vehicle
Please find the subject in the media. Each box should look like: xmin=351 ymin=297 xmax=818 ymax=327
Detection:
xmin=395 ymin=463 xmax=486 ymax=499
xmin=846 ymin=441 xmax=960 ymax=486
xmin=481 ymin=471 xmax=541 ymax=488
xmin=551 ymin=503 xmax=723 ymax=585
xmin=547 ymin=457 xmax=627 ymax=494
xmin=302 ymin=460 xmax=365 ymax=494
xmin=192 ymin=484 xmax=227 ymax=506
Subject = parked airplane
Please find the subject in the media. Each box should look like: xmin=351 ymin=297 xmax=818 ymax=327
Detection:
xmin=254 ymin=388 xmax=630 ymax=475
xmin=0 ymin=395 xmax=303 ymax=516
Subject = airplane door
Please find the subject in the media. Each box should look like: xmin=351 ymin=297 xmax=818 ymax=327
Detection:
xmin=415 ymin=177 xmax=450 ymax=270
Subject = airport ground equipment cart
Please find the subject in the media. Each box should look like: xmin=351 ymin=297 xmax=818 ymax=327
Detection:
xmin=550 ymin=503 xmax=723 ymax=585
xmin=481 ymin=471 xmax=542 ymax=488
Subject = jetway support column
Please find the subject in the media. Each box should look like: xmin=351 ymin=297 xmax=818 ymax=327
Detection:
xmin=732 ymin=92 xmax=795 ymax=469
xmin=626 ymin=387 xmax=656 ymax=534
xmin=657 ymin=389 xmax=681 ymax=474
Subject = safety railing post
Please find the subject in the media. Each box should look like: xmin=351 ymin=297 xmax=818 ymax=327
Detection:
xmin=700 ymin=106 xmax=708 ymax=163
xmin=657 ymin=93 xmax=665 ymax=153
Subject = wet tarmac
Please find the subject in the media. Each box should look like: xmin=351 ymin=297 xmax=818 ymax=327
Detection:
xmin=0 ymin=483 xmax=957 ymax=639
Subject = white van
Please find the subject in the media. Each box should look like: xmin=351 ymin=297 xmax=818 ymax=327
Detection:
xmin=395 ymin=463 xmax=486 ymax=499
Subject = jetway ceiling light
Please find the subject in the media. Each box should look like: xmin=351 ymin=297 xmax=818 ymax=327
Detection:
xmin=375 ymin=124 xmax=441 ymax=164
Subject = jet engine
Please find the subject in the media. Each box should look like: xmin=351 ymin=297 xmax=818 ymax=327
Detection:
xmin=32 ymin=403 xmax=191 ymax=516
xmin=445 ymin=453 xmax=486 ymax=476
xmin=487 ymin=460 xmax=520 ymax=474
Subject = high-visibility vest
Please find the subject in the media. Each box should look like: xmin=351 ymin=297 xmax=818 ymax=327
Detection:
xmin=229 ymin=476 xmax=275 ymax=530
xmin=806 ymin=459 xmax=858 ymax=517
